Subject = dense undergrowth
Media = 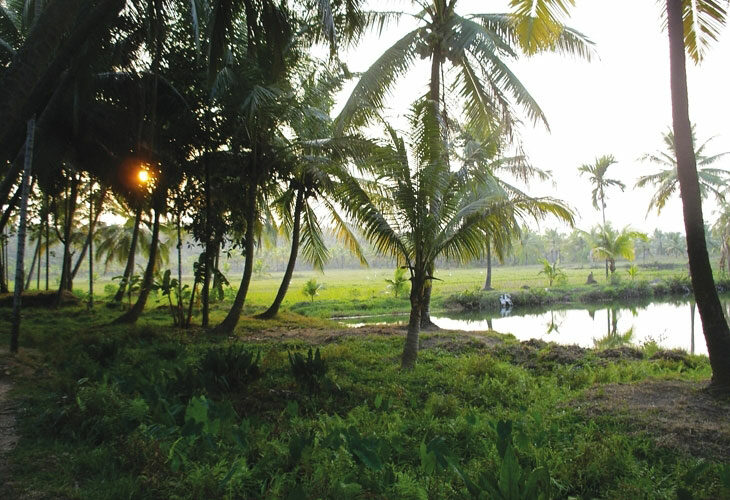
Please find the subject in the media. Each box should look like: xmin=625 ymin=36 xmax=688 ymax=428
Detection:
xmin=1 ymin=306 xmax=729 ymax=499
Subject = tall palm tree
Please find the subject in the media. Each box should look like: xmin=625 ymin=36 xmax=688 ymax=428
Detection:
xmin=578 ymin=155 xmax=625 ymax=277
xmin=664 ymin=0 xmax=730 ymax=391
xmin=336 ymin=0 xmax=592 ymax=136
xmin=513 ymin=224 xmax=544 ymax=265
xmin=636 ymin=127 xmax=729 ymax=216
xmin=578 ymin=155 xmax=625 ymax=226
xmin=588 ymin=224 xmax=647 ymax=276
xmin=340 ymin=101 xmax=572 ymax=368
xmin=456 ymin=127 xmax=556 ymax=291
xmin=337 ymin=0 xmax=590 ymax=326
xmin=258 ymin=63 xmax=368 ymax=319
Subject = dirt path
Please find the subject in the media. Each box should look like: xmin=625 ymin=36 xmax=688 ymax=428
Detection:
xmin=0 ymin=351 xmax=19 ymax=498
xmin=580 ymin=379 xmax=730 ymax=461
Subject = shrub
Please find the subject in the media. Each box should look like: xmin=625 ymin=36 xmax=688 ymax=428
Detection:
xmin=199 ymin=344 xmax=261 ymax=393
xmin=288 ymin=347 xmax=327 ymax=392
xmin=385 ymin=268 xmax=410 ymax=298
xmin=302 ymin=279 xmax=323 ymax=302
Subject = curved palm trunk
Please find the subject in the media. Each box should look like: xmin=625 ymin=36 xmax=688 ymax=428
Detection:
xmin=259 ymin=189 xmax=304 ymax=319
xmin=402 ymin=272 xmax=425 ymax=369
xmin=45 ymin=194 xmax=49 ymax=290
xmin=70 ymin=187 xmax=106 ymax=283
xmin=201 ymin=156 xmax=212 ymax=327
xmin=483 ymin=239 xmax=493 ymax=290
xmin=113 ymin=205 xmax=161 ymax=324
xmin=0 ymin=186 xmax=21 ymax=237
xmin=212 ymin=182 xmax=257 ymax=335
xmin=56 ymin=175 xmax=79 ymax=298
xmin=0 ymin=234 xmax=6 ymax=293
xmin=667 ymin=0 xmax=730 ymax=391
xmin=113 ymin=208 xmax=141 ymax=302
xmin=25 ymin=237 xmax=41 ymax=290
xmin=10 ymin=118 xmax=34 ymax=353
xmin=176 ymin=210 xmax=184 ymax=326
xmin=420 ymin=262 xmax=439 ymax=329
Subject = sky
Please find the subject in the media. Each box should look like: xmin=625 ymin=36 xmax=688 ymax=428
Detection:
xmin=333 ymin=0 xmax=730 ymax=235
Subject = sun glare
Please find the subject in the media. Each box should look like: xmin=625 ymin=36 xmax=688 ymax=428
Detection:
xmin=138 ymin=169 xmax=150 ymax=184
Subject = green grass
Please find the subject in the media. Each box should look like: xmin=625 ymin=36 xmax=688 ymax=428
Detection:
xmin=1 ymin=304 xmax=729 ymax=499
xmin=36 ymin=262 xmax=696 ymax=320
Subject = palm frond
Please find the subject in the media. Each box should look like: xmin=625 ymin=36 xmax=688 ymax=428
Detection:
xmin=323 ymin=198 xmax=368 ymax=266
xmin=672 ymin=0 xmax=728 ymax=63
xmin=300 ymin=200 xmax=329 ymax=271
xmin=334 ymin=27 xmax=422 ymax=132
xmin=508 ymin=0 xmax=575 ymax=54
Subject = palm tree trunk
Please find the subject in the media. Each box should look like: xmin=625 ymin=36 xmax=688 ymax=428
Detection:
xmin=70 ymin=186 xmax=105 ymax=283
xmin=113 ymin=203 xmax=162 ymax=324
xmin=420 ymin=261 xmax=438 ymax=329
xmin=259 ymin=189 xmax=304 ymax=319
xmin=690 ymin=301 xmax=696 ymax=355
xmin=0 ymin=186 xmax=21 ymax=237
xmin=201 ymin=148 xmax=213 ymax=326
xmin=176 ymin=209 xmax=184 ymax=325
xmin=36 ymin=231 xmax=40 ymax=289
xmin=45 ymin=195 xmax=49 ymax=290
xmin=0 ymin=232 xmax=6 ymax=293
xmin=402 ymin=272 xmax=424 ymax=369
xmin=113 ymin=208 xmax=142 ymax=302
xmin=88 ymin=189 xmax=94 ymax=309
xmin=0 ymin=157 xmax=22 ymax=211
xmin=212 ymin=180 xmax=257 ymax=334
xmin=10 ymin=118 xmax=34 ymax=353
xmin=667 ymin=0 xmax=730 ymax=391
xmin=483 ymin=239 xmax=493 ymax=290
xmin=56 ymin=175 xmax=79 ymax=299
xmin=25 ymin=237 xmax=40 ymax=290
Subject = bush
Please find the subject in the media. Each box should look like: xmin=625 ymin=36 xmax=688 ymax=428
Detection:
xmin=288 ymin=347 xmax=327 ymax=392
xmin=199 ymin=344 xmax=261 ymax=394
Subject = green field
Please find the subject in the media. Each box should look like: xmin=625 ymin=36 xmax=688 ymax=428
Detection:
xmin=74 ymin=262 xmax=694 ymax=320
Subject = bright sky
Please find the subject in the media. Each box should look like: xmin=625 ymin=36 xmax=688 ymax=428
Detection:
xmin=334 ymin=0 xmax=730 ymax=235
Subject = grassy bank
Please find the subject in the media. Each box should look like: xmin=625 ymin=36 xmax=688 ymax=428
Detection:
xmin=1 ymin=305 xmax=729 ymax=499
xmin=6 ymin=263 xmax=707 ymax=321
xmin=444 ymin=276 xmax=730 ymax=313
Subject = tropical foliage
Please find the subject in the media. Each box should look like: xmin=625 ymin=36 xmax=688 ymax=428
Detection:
xmin=636 ymin=127 xmax=729 ymax=215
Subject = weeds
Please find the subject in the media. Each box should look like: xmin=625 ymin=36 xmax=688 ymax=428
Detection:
xmin=288 ymin=347 xmax=327 ymax=392
xmin=1 ymin=304 xmax=726 ymax=499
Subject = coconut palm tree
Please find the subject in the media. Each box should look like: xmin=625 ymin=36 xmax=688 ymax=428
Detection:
xmin=636 ymin=127 xmax=729 ymax=216
xmin=588 ymin=224 xmax=647 ymax=276
xmin=578 ymin=155 xmax=625 ymax=226
xmin=578 ymin=155 xmax=625 ymax=277
xmin=663 ymin=0 xmax=730 ymax=391
xmin=336 ymin=0 xmax=593 ymax=136
xmin=456 ymin=127 xmax=556 ymax=291
xmin=257 ymin=64 xmax=368 ymax=319
xmin=513 ymin=224 xmax=544 ymax=265
xmin=339 ymin=101 xmax=573 ymax=368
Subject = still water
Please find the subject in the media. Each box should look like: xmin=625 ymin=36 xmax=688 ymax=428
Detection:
xmin=340 ymin=295 xmax=730 ymax=356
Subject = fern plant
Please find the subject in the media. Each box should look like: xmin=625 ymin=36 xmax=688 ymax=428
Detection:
xmin=288 ymin=347 xmax=326 ymax=392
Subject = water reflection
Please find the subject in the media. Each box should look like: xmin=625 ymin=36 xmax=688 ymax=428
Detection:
xmin=340 ymin=295 xmax=730 ymax=355
xmin=429 ymin=296 xmax=730 ymax=356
